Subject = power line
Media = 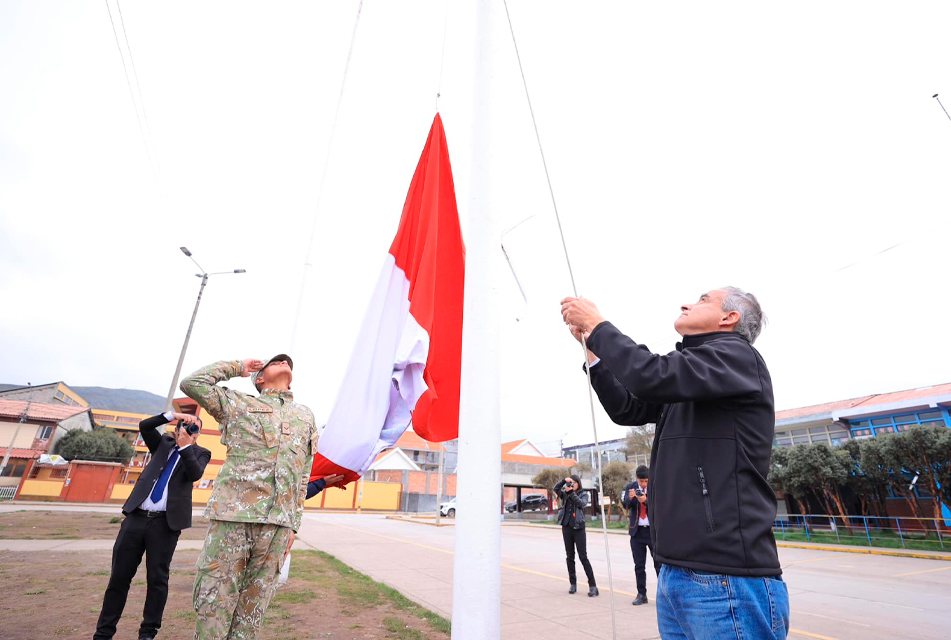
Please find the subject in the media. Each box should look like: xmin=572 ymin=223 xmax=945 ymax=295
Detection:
xmin=116 ymin=0 xmax=161 ymax=181
xmin=103 ymin=0 xmax=158 ymax=185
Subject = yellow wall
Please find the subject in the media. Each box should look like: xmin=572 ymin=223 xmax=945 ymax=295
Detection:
xmin=57 ymin=383 xmax=89 ymax=407
xmin=110 ymin=483 xmax=134 ymax=500
xmin=20 ymin=479 xmax=65 ymax=497
xmin=0 ymin=422 xmax=41 ymax=448
xmin=303 ymin=481 xmax=401 ymax=511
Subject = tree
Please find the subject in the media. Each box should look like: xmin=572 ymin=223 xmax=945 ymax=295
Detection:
xmin=770 ymin=444 xmax=812 ymax=517
xmin=623 ymin=424 xmax=655 ymax=463
xmin=790 ymin=443 xmax=852 ymax=532
xmin=56 ymin=427 xmax=133 ymax=462
xmin=594 ymin=461 xmax=633 ymax=521
xmin=531 ymin=467 xmax=569 ymax=493
xmin=889 ymin=425 xmax=951 ymax=521
xmin=571 ymin=460 xmax=594 ymax=479
xmin=841 ymin=439 xmax=889 ymax=518
xmin=872 ymin=433 xmax=927 ymax=519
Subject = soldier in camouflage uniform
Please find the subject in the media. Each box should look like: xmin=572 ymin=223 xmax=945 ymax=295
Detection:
xmin=180 ymin=354 xmax=318 ymax=640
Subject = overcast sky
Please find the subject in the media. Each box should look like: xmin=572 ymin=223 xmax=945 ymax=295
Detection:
xmin=2 ymin=1 xmax=950 ymax=450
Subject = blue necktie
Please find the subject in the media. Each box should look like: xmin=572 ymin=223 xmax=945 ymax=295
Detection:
xmin=150 ymin=448 xmax=180 ymax=504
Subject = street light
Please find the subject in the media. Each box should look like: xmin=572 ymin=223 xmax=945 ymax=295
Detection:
xmin=163 ymin=247 xmax=245 ymax=410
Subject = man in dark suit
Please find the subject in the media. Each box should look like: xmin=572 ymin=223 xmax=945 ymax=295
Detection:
xmin=93 ymin=411 xmax=212 ymax=640
xmin=621 ymin=465 xmax=660 ymax=605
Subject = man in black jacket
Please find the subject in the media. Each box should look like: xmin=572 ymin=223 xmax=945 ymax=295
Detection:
xmin=562 ymin=287 xmax=789 ymax=640
xmin=93 ymin=411 xmax=212 ymax=640
xmin=621 ymin=465 xmax=659 ymax=606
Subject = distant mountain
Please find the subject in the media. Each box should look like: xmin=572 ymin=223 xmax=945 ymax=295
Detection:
xmin=0 ymin=383 xmax=166 ymax=415
xmin=72 ymin=387 xmax=166 ymax=415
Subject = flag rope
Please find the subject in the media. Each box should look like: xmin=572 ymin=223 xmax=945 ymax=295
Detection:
xmin=290 ymin=0 xmax=365 ymax=352
xmin=501 ymin=2 xmax=618 ymax=637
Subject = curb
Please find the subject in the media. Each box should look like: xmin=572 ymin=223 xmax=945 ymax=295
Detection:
xmin=775 ymin=541 xmax=951 ymax=561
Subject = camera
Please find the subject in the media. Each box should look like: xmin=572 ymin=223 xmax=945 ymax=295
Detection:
xmin=634 ymin=487 xmax=644 ymax=497
xmin=177 ymin=420 xmax=200 ymax=436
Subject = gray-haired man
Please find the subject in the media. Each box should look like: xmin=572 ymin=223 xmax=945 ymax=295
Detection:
xmin=561 ymin=288 xmax=789 ymax=640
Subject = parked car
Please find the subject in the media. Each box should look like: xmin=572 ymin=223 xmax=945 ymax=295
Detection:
xmin=507 ymin=494 xmax=548 ymax=512
xmin=440 ymin=497 xmax=457 ymax=517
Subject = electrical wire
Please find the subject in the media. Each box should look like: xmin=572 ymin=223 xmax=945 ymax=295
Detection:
xmin=103 ymin=0 xmax=158 ymax=185
xmin=290 ymin=0 xmax=365 ymax=352
xmin=115 ymin=0 xmax=161 ymax=181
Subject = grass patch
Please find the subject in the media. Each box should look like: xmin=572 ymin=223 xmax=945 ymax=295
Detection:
xmin=301 ymin=550 xmax=451 ymax=635
xmin=109 ymin=516 xmax=122 ymax=524
xmin=24 ymin=589 xmax=46 ymax=595
xmin=773 ymin=528 xmax=949 ymax=552
xmin=272 ymin=588 xmax=316 ymax=605
xmin=383 ymin=616 xmax=425 ymax=639
xmin=169 ymin=609 xmax=196 ymax=621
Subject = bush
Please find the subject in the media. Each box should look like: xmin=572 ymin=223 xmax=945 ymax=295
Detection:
xmin=55 ymin=427 xmax=133 ymax=463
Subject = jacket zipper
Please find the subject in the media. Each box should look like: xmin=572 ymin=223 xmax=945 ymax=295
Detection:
xmin=698 ymin=466 xmax=716 ymax=532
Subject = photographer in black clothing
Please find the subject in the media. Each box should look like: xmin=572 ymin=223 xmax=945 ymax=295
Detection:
xmin=554 ymin=475 xmax=599 ymax=596
xmin=621 ymin=465 xmax=660 ymax=605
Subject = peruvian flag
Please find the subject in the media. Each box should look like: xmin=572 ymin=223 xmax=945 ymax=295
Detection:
xmin=310 ymin=114 xmax=465 ymax=485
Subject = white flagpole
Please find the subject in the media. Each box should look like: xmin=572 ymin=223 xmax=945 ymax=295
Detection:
xmin=451 ymin=0 xmax=501 ymax=637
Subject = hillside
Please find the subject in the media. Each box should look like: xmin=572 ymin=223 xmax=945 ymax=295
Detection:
xmin=0 ymin=383 xmax=165 ymax=414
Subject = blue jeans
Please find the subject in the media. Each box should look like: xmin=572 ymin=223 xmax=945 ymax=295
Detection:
xmin=656 ymin=565 xmax=789 ymax=640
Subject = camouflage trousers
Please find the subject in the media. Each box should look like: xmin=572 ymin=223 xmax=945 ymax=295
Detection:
xmin=193 ymin=519 xmax=293 ymax=640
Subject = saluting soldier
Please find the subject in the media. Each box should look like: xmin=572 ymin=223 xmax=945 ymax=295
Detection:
xmin=180 ymin=354 xmax=317 ymax=640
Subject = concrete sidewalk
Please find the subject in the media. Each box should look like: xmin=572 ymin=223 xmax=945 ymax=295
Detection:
xmin=0 ymin=538 xmax=205 ymax=551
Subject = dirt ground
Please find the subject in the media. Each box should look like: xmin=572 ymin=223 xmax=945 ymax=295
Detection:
xmin=0 ymin=511 xmax=450 ymax=639
xmin=0 ymin=510 xmax=210 ymax=540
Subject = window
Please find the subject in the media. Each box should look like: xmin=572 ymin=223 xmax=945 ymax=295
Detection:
xmin=50 ymin=468 xmax=69 ymax=479
xmin=875 ymin=426 xmax=895 ymax=435
xmin=920 ymin=421 xmax=945 ymax=428
xmin=115 ymin=416 xmax=140 ymax=425
xmin=871 ymin=417 xmax=893 ymax=426
xmin=36 ymin=426 xmax=54 ymax=440
xmin=895 ymin=424 xmax=912 ymax=432
xmin=793 ymin=436 xmax=810 ymax=444
xmin=918 ymin=411 xmax=943 ymax=421
xmin=851 ymin=428 xmax=873 ymax=438
xmin=809 ymin=426 xmax=828 ymax=434
xmin=775 ymin=438 xmax=792 ymax=447
xmin=0 ymin=462 xmax=27 ymax=477
xmin=852 ymin=420 xmax=870 ymax=428
xmin=93 ymin=413 xmax=115 ymax=422
xmin=829 ymin=430 xmax=849 ymax=440
xmin=894 ymin=414 xmax=917 ymax=424
xmin=54 ymin=390 xmax=65 ymax=400
xmin=791 ymin=429 xmax=807 ymax=436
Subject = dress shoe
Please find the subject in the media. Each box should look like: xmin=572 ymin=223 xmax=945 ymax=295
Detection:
xmin=632 ymin=593 xmax=648 ymax=605
xmin=568 ymin=583 xmax=577 ymax=594
xmin=588 ymin=586 xmax=599 ymax=597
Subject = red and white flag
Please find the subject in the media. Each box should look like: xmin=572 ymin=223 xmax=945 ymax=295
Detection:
xmin=310 ymin=114 xmax=465 ymax=485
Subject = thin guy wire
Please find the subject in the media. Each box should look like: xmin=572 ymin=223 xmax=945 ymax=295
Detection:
xmin=103 ymin=0 xmax=158 ymax=184
xmin=934 ymin=94 xmax=951 ymax=124
xmin=435 ymin=0 xmax=451 ymax=112
xmin=116 ymin=0 xmax=161 ymax=181
xmin=290 ymin=0 xmax=364 ymax=352
xmin=502 ymin=1 xmax=617 ymax=637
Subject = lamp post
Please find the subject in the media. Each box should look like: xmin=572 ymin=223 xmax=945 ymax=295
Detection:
xmin=163 ymin=247 xmax=245 ymax=411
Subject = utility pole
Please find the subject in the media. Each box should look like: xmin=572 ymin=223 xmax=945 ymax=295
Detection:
xmin=0 ymin=384 xmax=34 ymax=478
xmin=435 ymin=442 xmax=445 ymax=524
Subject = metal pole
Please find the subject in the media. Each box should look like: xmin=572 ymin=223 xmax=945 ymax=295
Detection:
xmin=164 ymin=274 xmax=208 ymax=411
xmin=0 ymin=385 xmax=34 ymax=478
xmin=451 ymin=2 xmax=501 ymax=635
xmin=896 ymin=517 xmax=904 ymax=548
xmin=435 ymin=442 xmax=445 ymax=524
xmin=864 ymin=517 xmax=872 ymax=547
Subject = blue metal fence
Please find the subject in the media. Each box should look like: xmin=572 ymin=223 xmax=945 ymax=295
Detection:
xmin=774 ymin=514 xmax=947 ymax=551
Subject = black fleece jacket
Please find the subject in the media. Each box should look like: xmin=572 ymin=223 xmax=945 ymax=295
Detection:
xmin=586 ymin=323 xmax=780 ymax=576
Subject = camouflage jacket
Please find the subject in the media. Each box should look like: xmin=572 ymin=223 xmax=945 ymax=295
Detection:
xmin=180 ymin=360 xmax=318 ymax=531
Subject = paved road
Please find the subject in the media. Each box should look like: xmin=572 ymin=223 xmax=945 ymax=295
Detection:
xmin=4 ymin=505 xmax=950 ymax=639
xmin=294 ymin=513 xmax=951 ymax=640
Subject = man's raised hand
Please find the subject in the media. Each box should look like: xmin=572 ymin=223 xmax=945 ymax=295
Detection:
xmin=240 ymin=359 xmax=265 ymax=377
xmin=560 ymin=297 xmax=606 ymax=333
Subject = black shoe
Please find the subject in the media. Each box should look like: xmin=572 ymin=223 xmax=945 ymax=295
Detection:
xmin=139 ymin=636 xmax=155 ymax=640
xmin=632 ymin=593 xmax=648 ymax=605
xmin=588 ymin=586 xmax=599 ymax=597
xmin=568 ymin=583 xmax=577 ymax=594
